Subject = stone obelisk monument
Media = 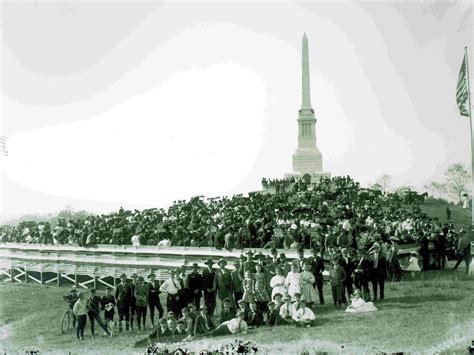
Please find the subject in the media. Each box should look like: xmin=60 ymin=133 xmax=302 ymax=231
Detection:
xmin=286 ymin=33 xmax=330 ymax=183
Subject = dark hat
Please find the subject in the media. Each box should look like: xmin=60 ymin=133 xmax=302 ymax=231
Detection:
xmin=137 ymin=276 xmax=144 ymax=282
xmin=132 ymin=273 xmax=138 ymax=277
xmin=204 ymin=259 xmax=214 ymax=266
xmin=192 ymin=263 xmax=199 ymax=268
xmin=294 ymin=292 xmax=301 ymax=297
xmin=273 ymin=293 xmax=282 ymax=300
xmin=270 ymin=248 xmax=278 ymax=254
xmin=148 ymin=272 xmax=156 ymax=279
xmin=218 ymin=259 xmax=227 ymax=266
xmin=245 ymin=250 xmax=254 ymax=256
xmin=120 ymin=273 xmax=127 ymax=278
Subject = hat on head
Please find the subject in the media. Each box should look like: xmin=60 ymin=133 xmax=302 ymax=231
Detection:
xmin=283 ymin=294 xmax=291 ymax=300
xmin=200 ymin=305 xmax=208 ymax=311
xmin=294 ymin=292 xmax=301 ymax=297
xmin=223 ymin=298 xmax=231 ymax=303
xmin=239 ymin=254 xmax=246 ymax=260
xmin=267 ymin=301 xmax=275 ymax=307
xmin=159 ymin=318 xmax=168 ymax=324
xmin=270 ymin=248 xmax=277 ymax=254
xmin=137 ymin=276 xmax=144 ymax=282
xmin=148 ymin=272 xmax=156 ymax=279
xmin=120 ymin=273 xmax=127 ymax=278
xmin=245 ymin=250 xmax=254 ymax=256
xmin=192 ymin=263 xmax=199 ymax=268
xmin=204 ymin=259 xmax=214 ymax=266
xmin=273 ymin=293 xmax=282 ymax=300
xmin=218 ymin=259 xmax=227 ymax=266
xmin=132 ymin=273 xmax=138 ymax=277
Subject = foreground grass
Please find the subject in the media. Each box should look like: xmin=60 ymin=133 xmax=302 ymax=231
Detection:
xmin=1 ymin=264 xmax=473 ymax=354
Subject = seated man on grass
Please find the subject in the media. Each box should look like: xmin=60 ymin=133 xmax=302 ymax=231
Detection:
xmin=279 ymin=294 xmax=296 ymax=325
xmin=292 ymin=300 xmax=316 ymax=328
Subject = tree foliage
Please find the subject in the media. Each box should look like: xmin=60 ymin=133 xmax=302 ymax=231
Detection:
xmin=444 ymin=163 xmax=470 ymax=203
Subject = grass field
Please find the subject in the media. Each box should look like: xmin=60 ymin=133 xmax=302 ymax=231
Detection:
xmin=1 ymin=203 xmax=473 ymax=354
xmin=1 ymin=264 xmax=473 ymax=354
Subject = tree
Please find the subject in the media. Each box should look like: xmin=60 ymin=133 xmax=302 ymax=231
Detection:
xmin=375 ymin=174 xmax=392 ymax=192
xmin=444 ymin=163 xmax=470 ymax=203
xmin=427 ymin=181 xmax=447 ymax=199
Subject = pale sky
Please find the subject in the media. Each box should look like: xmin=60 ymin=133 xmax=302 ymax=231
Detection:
xmin=0 ymin=0 xmax=473 ymax=220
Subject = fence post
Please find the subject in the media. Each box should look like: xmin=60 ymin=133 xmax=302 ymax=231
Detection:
xmin=24 ymin=267 xmax=28 ymax=283
xmin=57 ymin=271 xmax=60 ymax=287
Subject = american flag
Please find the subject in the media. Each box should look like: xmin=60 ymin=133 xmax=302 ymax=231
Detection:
xmin=456 ymin=50 xmax=470 ymax=117
xmin=0 ymin=136 xmax=7 ymax=156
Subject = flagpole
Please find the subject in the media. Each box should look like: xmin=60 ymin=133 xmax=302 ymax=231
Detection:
xmin=465 ymin=47 xmax=473 ymax=226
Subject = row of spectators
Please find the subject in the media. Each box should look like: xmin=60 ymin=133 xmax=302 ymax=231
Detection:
xmin=0 ymin=176 xmax=461 ymax=253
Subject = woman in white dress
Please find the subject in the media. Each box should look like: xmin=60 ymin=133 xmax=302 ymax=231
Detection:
xmin=285 ymin=264 xmax=301 ymax=300
xmin=270 ymin=267 xmax=287 ymax=300
xmin=345 ymin=289 xmax=377 ymax=313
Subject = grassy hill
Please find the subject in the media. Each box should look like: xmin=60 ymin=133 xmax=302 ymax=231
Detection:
xmin=1 ymin=265 xmax=473 ymax=354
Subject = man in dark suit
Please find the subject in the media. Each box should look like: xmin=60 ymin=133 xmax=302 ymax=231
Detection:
xmin=187 ymin=263 xmax=203 ymax=309
xmin=310 ymin=247 xmax=325 ymax=305
xmin=370 ymin=243 xmax=387 ymax=301
xmin=147 ymin=272 xmax=164 ymax=328
xmin=295 ymin=247 xmax=306 ymax=271
xmin=213 ymin=259 xmax=234 ymax=308
xmin=115 ymin=273 xmax=132 ymax=332
xmin=353 ymin=250 xmax=372 ymax=301
xmin=129 ymin=273 xmax=138 ymax=330
xmin=231 ymin=260 xmax=244 ymax=303
xmin=339 ymin=248 xmax=354 ymax=303
xmin=202 ymin=259 xmax=216 ymax=316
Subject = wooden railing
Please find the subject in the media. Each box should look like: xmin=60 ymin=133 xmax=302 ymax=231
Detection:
xmin=0 ymin=242 xmax=435 ymax=289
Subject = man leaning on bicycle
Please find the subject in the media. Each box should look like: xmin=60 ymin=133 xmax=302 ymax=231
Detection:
xmin=63 ymin=288 xmax=78 ymax=326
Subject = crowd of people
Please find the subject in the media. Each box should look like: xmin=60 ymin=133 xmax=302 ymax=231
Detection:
xmin=63 ymin=245 xmax=390 ymax=345
xmin=0 ymin=177 xmax=465 ymax=257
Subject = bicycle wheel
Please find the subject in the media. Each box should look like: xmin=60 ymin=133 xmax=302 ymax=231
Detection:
xmin=61 ymin=310 xmax=70 ymax=334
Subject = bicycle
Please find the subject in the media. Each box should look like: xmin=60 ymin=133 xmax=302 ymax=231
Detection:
xmin=61 ymin=298 xmax=76 ymax=334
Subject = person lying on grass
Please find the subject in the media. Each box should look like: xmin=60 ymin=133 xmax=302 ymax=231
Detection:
xmin=191 ymin=310 xmax=248 ymax=339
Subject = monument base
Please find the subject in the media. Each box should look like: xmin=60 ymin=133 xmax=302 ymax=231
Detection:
xmin=285 ymin=171 xmax=331 ymax=184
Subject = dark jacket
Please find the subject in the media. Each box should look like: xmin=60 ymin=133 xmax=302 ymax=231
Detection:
xmin=202 ymin=268 xmax=216 ymax=294
xmin=87 ymin=295 xmax=102 ymax=316
xmin=213 ymin=268 xmax=233 ymax=301
xmin=115 ymin=282 xmax=132 ymax=310
xmin=247 ymin=309 xmax=263 ymax=328
xmin=310 ymin=255 xmax=325 ymax=281
xmin=148 ymin=281 xmax=161 ymax=304
xmin=187 ymin=272 xmax=203 ymax=296
xmin=219 ymin=307 xmax=236 ymax=324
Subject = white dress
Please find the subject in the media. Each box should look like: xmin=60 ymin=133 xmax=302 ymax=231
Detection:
xmin=270 ymin=275 xmax=287 ymax=299
xmin=345 ymin=297 xmax=377 ymax=313
xmin=285 ymin=271 xmax=301 ymax=299
xmin=405 ymin=256 xmax=421 ymax=272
